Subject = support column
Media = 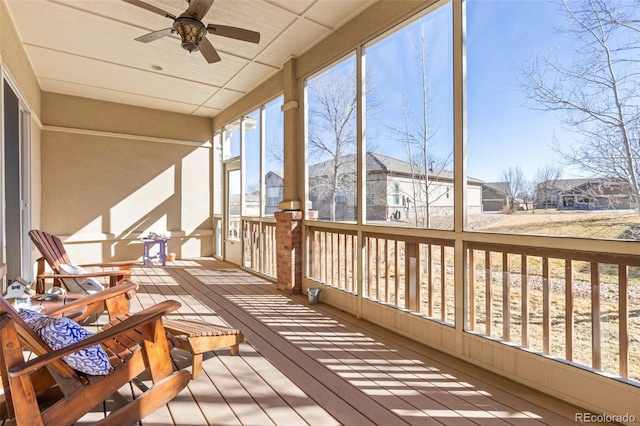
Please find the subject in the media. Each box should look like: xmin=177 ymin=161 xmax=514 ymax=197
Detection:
xmin=275 ymin=210 xmax=302 ymax=294
xmin=275 ymin=57 xmax=304 ymax=294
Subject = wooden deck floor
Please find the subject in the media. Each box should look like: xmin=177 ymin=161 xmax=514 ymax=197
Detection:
xmin=79 ymin=258 xmax=606 ymax=425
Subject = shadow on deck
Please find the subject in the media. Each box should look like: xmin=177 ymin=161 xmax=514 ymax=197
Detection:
xmin=92 ymin=257 xmax=608 ymax=425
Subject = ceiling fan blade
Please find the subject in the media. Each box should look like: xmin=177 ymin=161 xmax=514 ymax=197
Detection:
xmin=199 ymin=37 xmax=221 ymax=63
xmin=185 ymin=0 xmax=215 ymax=20
xmin=206 ymin=24 xmax=260 ymax=44
xmin=135 ymin=28 xmax=174 ymax=43
xmin=121 ymin=0 xmax=176 ymax=20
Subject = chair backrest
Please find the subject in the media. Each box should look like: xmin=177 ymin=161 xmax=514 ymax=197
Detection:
xmin=29 ymin=229 xmax=72 ymax=274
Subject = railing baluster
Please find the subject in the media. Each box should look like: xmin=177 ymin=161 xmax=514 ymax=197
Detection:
xmin=619 ymin=264 xmax=629 ymax=378
xmin=469 ymin=248 xmax=476 ymax=330
xmin=322 ymin=231 xmax=327 ymax=283
xmin=565 ymin=259 xmax=573 ymax=361
xmin=428 ymin=245 xmax=434 ymax=317
xmin=485 ymin=250 xmax=492 ymax=336
xmin=342 ymin=233 xmax=347 ymax=291
xmin=337 ymin=233 xmax=342 ymax=289
xmin=521 ymin=254 xmax=528 ymax=348
xmin=417 ymin=243 xmax=423 ymax=314
xmin=394 ymin=240 xmax=400 ymax=307
xmin=591 ymin=262 xmax=601 ymax=370
xmin=440 ymin=245 xmax=446 ymax=321
xmin=385 ymin=239 xmax=391 ymax=303
xmin=543 ymin=257 xmax=550 ymax=354
xmin=503 ymin=252 xmax=510 ymax=341
xmin=352 ymin=234 xmax=357 ymax=293
xmin=376 ymin=238 xmax=381 ymax=300
xmin=367 ymin=237 xmax=373 ymax=298
xmin=313 ymin=230 xmax=319 ymax=280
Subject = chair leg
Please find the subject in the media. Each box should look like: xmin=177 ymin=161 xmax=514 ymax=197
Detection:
xmin=191 ymin=354 xmax=203 ymax=379
xmin=230 ymin=344 xmax=240 ymax=356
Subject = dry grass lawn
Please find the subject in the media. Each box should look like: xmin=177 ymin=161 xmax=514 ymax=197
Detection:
xmin=479 ymin=210 xmax=640 ymax=240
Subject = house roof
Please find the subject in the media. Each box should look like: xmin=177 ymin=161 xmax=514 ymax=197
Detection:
xmin=483 ymin=182 xmax=510 ymax=195
xmin=308 ymin=152 xmax=484 ymax=185
xmin=538 ymin=177 xmax=628 ymax=192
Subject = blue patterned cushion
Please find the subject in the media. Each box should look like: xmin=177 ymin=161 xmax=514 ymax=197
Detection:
xmin=18 ymin=309 xmax=110 ymax=375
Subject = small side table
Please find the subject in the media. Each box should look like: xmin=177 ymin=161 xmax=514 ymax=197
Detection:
xmin=140 ymin=238 xmax=169 ymax=267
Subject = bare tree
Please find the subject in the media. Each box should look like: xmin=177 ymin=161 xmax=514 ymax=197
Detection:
xmin=534 ymin=164 xmax=564 ymax=209
xmin=500 ymin=166 xmax=526 ymax=211
xmin=385 ymin=20 xmax=453 ymax=228
xmin=521 ymin=0 xmax=640 ymax=213
xmin=307 ymin=63 xmax=358 ymax=221
xmin=307 ymin=63 xmax=379 ymax=221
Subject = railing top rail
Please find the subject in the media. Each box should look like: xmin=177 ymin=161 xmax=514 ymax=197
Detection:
xmin=364 ymin=231 xmax=454 ymax=247
xmin=307 ymin=225 xmax=358 ymax=235
xmin=466 ymin=241 xmax=640 ymax=267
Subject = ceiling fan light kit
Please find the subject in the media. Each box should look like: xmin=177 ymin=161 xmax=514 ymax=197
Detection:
xmin=124 ymin=0 xmax=261 ymax=64
xmin=174 ymin=17 xmax=206 ymax=53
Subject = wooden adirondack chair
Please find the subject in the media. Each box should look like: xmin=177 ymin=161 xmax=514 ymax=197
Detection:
xmin=0 ymin=265 xmax=191 ymax=426
xmin=30 ymin=230 xmax=245 ymax=379
xmin=29 ymin=229 xmax=138 ymax=293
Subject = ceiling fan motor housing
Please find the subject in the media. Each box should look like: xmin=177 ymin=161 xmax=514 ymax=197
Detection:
xmin=174 ymin=17 xmax=206 ymax=52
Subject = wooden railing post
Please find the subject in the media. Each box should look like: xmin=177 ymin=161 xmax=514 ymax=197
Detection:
xmin=405 ymin=242 xmax=420 ymax=312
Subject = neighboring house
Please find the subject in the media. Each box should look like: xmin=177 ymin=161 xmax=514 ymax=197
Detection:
xmin=264 ymin=171 xmax=284 ymax=215
xmin=482 ymin=182 xmax=512 ymax=212
xmin=293 ymin=152 xmax=484 ymax=222
xmin=229 ymin=192 xmax=260 ymax=217
xmin=535 ymin=178 xmax=635 ymax=211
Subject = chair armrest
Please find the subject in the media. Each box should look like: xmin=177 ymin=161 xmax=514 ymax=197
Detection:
xmin=42 ymin=281 xmax=138 ymax=317
xmin=79 ymin=261 xmax=138 ymax=269
xmin=37 ymin=270 xmax=132 ymax=280
xmin=8 ymin=299 xmax=181 ymax=377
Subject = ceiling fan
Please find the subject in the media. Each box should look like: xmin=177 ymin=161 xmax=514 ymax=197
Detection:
xmin=123 ymin=0 xmax=260 ymax=63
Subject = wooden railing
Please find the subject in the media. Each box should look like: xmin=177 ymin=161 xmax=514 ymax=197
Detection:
xmin=243 ymin=219 xmax=277 ymax=278
xmin=305 ymin=226 xmax=639 ymax=381
xmin=364 ymin=233 xmax=455 ymax=324
xmin=306 ymin=226 xmax=455 ymax=325
xmin=308 ymin=227 xmax=358 ymax=293
xmin=467 ymin=242 xmax=639 ymax=381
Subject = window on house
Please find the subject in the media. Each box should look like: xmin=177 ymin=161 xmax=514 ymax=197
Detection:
xmin=366 ymin=181 xmax=374 ymax=205
xmin=266 ymin=187 xmax=283 ymax=210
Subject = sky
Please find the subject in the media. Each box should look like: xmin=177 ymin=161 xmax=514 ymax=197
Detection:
xmin=244 ymin=0 xmax=637 ymax=189
xmin=363 ymin=0 xmax=592 ymax=183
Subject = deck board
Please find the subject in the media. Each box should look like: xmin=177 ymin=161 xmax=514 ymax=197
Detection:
xmin=71 ymin=258 xmax=613 ymax=425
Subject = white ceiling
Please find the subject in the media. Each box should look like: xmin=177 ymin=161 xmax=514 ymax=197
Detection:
xmin=5 ymin=0 xmax=375 ymax=117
